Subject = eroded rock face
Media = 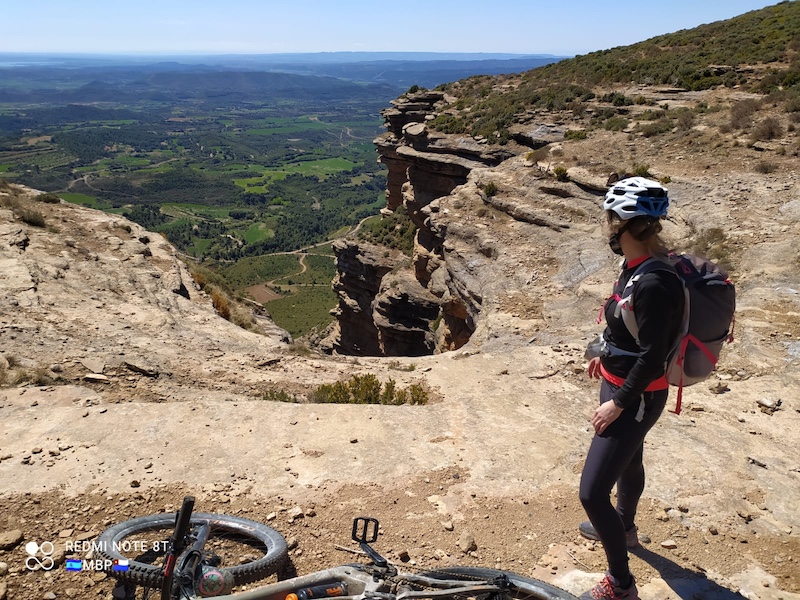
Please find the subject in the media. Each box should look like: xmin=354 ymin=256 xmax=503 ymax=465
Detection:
xmin=373 ymin=269 xmax=439 ymax=356
xmin=329 ymin=92 xmax=527 ymax=356
xmin=328 ymin=239 xmax=397 ymax=356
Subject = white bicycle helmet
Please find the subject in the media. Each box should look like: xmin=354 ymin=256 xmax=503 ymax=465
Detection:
xmin=603 ymin=177 xmax=669 ymax=219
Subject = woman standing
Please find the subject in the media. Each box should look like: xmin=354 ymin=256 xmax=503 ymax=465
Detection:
xmin=578 ymin=177 xmax=685 ymax=600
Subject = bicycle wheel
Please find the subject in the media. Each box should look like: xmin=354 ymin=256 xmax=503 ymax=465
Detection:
xmin=420 ymin=567 xmax=578 ymax=600
xmin=96 ymin=512 xmax=288 ymax=589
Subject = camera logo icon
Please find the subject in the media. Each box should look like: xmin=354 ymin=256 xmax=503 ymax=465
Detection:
xmin=25 ymin=541 xmax=55 ymax=571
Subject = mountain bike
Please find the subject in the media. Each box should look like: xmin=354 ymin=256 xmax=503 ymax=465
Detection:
xmin=96 ymin=495 xmax=578 ymax=600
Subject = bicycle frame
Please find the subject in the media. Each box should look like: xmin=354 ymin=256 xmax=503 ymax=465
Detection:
xmin=185 ymin=564 xmax=510 ymax=600
xmin=109 ymin=500 xmax=577 ymax=600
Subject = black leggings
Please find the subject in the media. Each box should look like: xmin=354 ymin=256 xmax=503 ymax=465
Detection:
xmin=579 ymin=379 xmax=667 ymax=582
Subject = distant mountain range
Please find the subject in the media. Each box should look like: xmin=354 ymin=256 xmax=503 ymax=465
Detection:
xmin=0 ymin=52 xmax=568 ymax=99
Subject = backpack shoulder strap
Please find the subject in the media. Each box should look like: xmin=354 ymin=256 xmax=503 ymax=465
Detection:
xmin=615 ymin=258 xmax=680 ymax=343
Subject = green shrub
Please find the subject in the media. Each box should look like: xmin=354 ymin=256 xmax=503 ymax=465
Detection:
xmin=632 ymin=163 xmax=652 ymax=177
xmin=357 ymin=206 xmax=416 ymax=256
xmin=407 ymin=384 xmax=429 ymax=405
xmin=564 ymin=129 xmax=588 ymax=140
xmin=604 ymin=117 xmax=629 ymax=132
xmin=36 ymin=193 xmax=61 ymax=204
xmin=261 ymin=389 xmax=300 ymax=403
xmin=348 ymin=373 xmax=382 ymax=404
xmin=308 ymin=374 xmax=429 ymax=405
xmin=638 ymin=118 xmax=674 ymax=137
xmin=601 ymin=92 xmax=634 ymax=106
xmin=310 ymin=380 xmax=351 ymax=403
xmin=553 ymin=166 xmax=569 ymax=182
xmin=480 ymin=181 xmax=498 ymax=197
xmin=637 ymin=109 xmax=666 ymax=121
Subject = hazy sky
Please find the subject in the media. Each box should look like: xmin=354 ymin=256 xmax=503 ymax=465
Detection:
xmin=0 ymin=0 xmax=782 ymax=56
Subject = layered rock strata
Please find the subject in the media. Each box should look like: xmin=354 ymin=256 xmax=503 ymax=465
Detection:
xmin=328 ymin=91 xmax=527 ymax=355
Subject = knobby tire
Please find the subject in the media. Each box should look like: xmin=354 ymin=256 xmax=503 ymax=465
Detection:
xmin=96 ymin=512 xmax=288 ymax=589
xmin=421 ymin=566 xmax=579 ymax=600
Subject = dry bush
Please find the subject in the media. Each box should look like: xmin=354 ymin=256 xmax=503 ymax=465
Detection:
xmin=18 ymin=208 xmax=46 ymax=227
xmin=751 ymin=117 xmax=784 ymax=141
xmin=688 ymin=227 xmax=735 ymax=273
xmin=676 ymin=109 xmax=695 ymax=131
xmin=231 ymin=304 xmax=255 ymax=330
xmin=210 ymin=287 xmax=231 ymax=320
xmin=526 ymin=147 xmax=550 ymax=163
xmin=730 ymin=98 xmax=761 ymax=129
xmin=755 ymin=160 xmax=778 ymax=174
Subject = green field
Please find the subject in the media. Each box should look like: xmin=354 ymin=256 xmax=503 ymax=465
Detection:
xmin=59 ymin=192 xmax=112 ymax=209
xmin=243 ymin=222 xmax=274 ymax=243
xmin=265 ymin=286 xmax=337 ymax=337
xmin=161 ymin=203 xmax=235 ymax=219
xmin=222 ymin=254 xmax=301 ymax=289
xmin=290 ymin=254 xmax=337 ymax=285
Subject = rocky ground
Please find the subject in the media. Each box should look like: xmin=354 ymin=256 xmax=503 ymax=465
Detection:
xmin=1 ymin=80 xmax=800 ymax=600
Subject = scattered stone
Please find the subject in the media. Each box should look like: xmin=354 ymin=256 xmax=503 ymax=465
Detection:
xmin=0 ymin=561 xmax=7 ymax=575
xmin=747 ymin=456 xmax=768 ymax=469
xmin=0 ymin=529 xmax=23 ymax=550
xmin=84 ymin=373 xmax=109 ymax=383
xmin=123 ymin=361 xmax=159 ymax=378
xmin=287 ymin=506 xmax=305 ymax=521
xmin=81 ymin=358 xmax=105 ymax=374
xmin=32 ymin=447 xmax=43 ymax=454
xmin=286 ymin=537 xmax=298 ymax=551
xmin=457 ymin=531 xmax=477 ymax=553
xmin=757 ymin=397 xmax=782 ymax=415
xmin=129 ymin=480 xmax=140 ymax=488
xmin=442 ymin=521 xmax=455 ymax=531
xmin=661 ymin=540 xmax=678 ymax=549
xmin=58 ymin=528 xmax=74 ymax=538
xmin=709 ymin=381 xmax=729 ymax=394
xmin=397 ymin=550 xmax=411 ymax=562
xmin=708 ymin=525 xmax=719 ymax=535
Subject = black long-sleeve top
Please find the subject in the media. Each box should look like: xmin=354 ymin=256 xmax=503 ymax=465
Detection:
xmin=600 ymin=257 xmax=685 ymax=409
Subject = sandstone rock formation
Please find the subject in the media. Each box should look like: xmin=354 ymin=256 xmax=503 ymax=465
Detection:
xmin=0 ymin=184 xmax=290 ymax=399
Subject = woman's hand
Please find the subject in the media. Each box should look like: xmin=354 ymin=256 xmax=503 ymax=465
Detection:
xmin=592 ymin=400 xmax=623 ymax=435
xmin=587 ymin=357 xmax=602 ymax=379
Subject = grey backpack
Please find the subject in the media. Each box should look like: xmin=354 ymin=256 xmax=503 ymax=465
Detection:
xmin=617 ymin=253 xmax=736 ymax=413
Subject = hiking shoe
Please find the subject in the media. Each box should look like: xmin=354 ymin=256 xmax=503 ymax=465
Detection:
xmin=579 ymin=573 xmax=639 ymax=600
xmin=579 ymin=521 xmax=640 ymax=548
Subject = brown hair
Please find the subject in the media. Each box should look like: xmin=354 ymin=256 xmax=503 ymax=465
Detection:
xmin=606 ymin=212 xmax=669 ymax=258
